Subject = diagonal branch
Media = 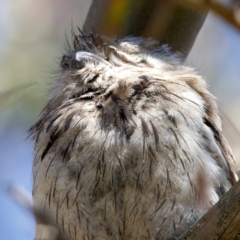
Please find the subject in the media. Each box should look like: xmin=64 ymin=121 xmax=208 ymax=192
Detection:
xmin=177 ymin=0 xmax=240 ymax=31
xmin=179 ymin=179 xmax=240 ymax=239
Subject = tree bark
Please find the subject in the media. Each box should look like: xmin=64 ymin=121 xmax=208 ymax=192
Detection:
xmin=179 ymin=179 xmax=240 ymax=239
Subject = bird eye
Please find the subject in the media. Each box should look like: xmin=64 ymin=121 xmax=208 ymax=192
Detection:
xmin=61 ymin=51 xmax=110 ymax=71
xmin=75 ymin=51 xmax=111 ymax=66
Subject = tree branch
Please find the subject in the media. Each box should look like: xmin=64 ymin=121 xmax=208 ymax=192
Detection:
xmin=179 ymin=179 xmax=240 ymax=239
xmin=83 ymin=0 xmax=207 ymax=58
xmin=176 ymin=0 xmax=240 ymax=31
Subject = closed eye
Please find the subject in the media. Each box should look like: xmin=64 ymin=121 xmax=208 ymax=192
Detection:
xmin=75 ymin=51 xmax=111 ymax=67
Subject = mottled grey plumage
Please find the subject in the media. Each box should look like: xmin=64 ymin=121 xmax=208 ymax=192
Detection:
xmin=31 ymin=33 xmax=238 ymax=240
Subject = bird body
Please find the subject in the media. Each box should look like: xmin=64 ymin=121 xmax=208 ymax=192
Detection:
xmin=31 ymin=35 xmax=238 ymax=239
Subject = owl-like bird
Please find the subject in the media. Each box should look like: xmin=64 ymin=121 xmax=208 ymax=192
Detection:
xmin=31 ymin=33 xmax=238 ymax=240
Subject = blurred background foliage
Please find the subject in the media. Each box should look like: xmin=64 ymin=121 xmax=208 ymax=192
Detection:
xmin=0 ymin=0 xmax=240 ymax=240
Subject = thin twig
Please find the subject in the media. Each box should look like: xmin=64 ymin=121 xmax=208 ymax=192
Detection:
xmin=8 ymin=184 xmax=66 ymax=240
